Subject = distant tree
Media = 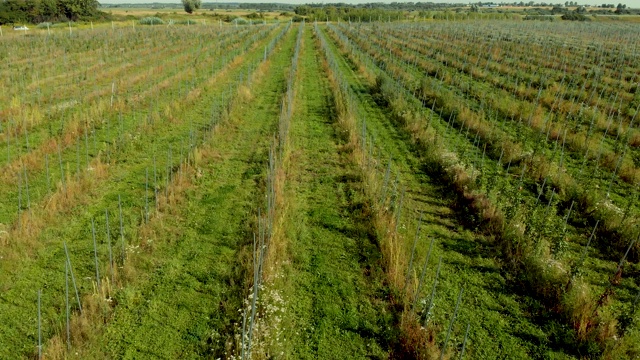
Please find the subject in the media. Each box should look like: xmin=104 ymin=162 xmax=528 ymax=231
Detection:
xmin=0 ymin=0 xmax=102 ymax=24
xmin=615 ymin=3 xmax=627 ymax=13
xmin=294 ymin=5 xmax=312 ymax=16
xmin=182 ymin=0 xmax=201 ymax=14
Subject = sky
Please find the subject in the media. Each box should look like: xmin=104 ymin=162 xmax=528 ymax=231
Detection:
xmin=100 ymin=0 xmax=640 ymax=7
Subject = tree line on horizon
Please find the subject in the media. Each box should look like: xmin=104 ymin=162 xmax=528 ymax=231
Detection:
xmin=0 ymin=0 xmax=105 ymax=25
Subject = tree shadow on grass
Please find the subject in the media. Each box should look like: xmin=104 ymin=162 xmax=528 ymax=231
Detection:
xmin=439 ymin=233 xmax=494 ymax=260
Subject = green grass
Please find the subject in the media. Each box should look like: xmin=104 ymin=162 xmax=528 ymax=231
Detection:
xmin=75 ymin=25 xmax=300 ymax=359
xmin=0 ymin=25 xmax=263 ymax=228
xmin=318 ymin=24 xmax=581 ymax=359
xmin=323 ymin=21 xmax=640 ymax=357
xmin=2 ymin=19 xmax=639 ymax=360
xmin=0 ymin=24 xmax=288 ymax=358
xmin=262 ymin=26 xmax=397 ymax=359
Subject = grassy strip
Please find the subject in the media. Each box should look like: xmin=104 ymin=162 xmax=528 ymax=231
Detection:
xmin=58 ymin=23 xmax=299 ymax=359
xmin=238 ymin=20 xmax=303 ymax=358
xmin=244 ymin=24 xmax=398 ymax=359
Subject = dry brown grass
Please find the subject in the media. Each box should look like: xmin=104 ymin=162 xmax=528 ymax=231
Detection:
xmin=316 ymin=32 xmax=406 ymax=289
xmin=399 ymin=312 xmax=443 ymax=359
xmin=328 ymin=63 xmax=407 ymax=290
xmin=326 ymin=29 xmax=505 ymax=358
xmin=2 ymin=157 xmax=109 ymax=260
xmin=237 ymin=84 xmax=254 ymax=101
xmin=628 ymin=130 xmax=640 ymax=148
xmin=258 ymin=109 xmax=290 ymax=279
xmin=618 ymin=161 xmax=639 ymax=184
xmin=44 ymin=279 xmax=116 ymax=360
xmin=320 ymin=31 xmax=441 ymax=358
xmin=563 ymin=281 xmax=601 ymax=341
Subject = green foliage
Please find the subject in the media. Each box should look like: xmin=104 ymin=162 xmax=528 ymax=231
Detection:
xmin=181 ymin=0 xmax=202 ymax=14
xmin=221 ymin=14 xmax=238 ymax=22
xmin=246 ymin=12 xmax=262 ymax=19
xmin=0 ymin=0 xmax=104 ymax=24
xmin=139 ymin=17 xmax=165 ymax=25
xmin=561 ymin=11 xmax=590 ymax=21
xmin=232 ymin=17 xmax=249 ymax=25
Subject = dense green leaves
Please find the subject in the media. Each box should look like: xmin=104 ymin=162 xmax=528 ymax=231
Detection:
xmin=181 ymin=0 xmax=201 ymax=14
xmin=0 ymin=0 xmax=103 ymax=24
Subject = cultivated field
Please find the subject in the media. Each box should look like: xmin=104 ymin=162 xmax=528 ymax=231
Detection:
xmin=101 ymin=8 xmax=286 ymax=21
xmin=0 ymin=18 xmax=639 ymax=359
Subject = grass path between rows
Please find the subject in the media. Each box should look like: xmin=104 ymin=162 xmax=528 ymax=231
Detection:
xmin=265 ymin=26 xmax=397 ymax=359
xmin=320 ymin=26 xmax=578 ymax=359
xmin=79 ymin=28 xmax=299 ymax=359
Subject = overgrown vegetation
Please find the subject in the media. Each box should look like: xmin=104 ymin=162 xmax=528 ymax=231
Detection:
xmin=181 ymin=0 xmax=202 ymax=14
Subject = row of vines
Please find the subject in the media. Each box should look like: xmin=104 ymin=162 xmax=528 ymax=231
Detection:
xmin=320 ymin=19 xmax=640 ymax=357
